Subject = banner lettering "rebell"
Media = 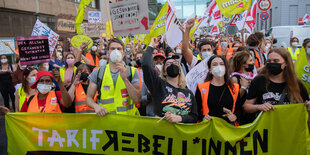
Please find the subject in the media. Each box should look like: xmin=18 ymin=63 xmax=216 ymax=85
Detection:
xmin=5 ymin=104 xmax=310 ymax=154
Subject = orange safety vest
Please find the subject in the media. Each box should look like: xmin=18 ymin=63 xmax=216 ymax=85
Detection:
xmin=135 ymin=68 xmax=143 ymax=109
xmin=85 ymin=53 xmax=99 ymax=66
xmin=217 ymin=43 xmax=234 ymax=59
xmin=74 ymin=83 xmax=96 ymax=113
xmin=27 ymin=91 xmax=62 ymax=113
xmin=253 ymin=49 xmax=262 ymax=67
xmin=197 ymin=81 xmax=239 ymax=116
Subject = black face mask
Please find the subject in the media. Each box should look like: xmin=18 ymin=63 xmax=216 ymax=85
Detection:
xmin=166 ymin=64 xmax=179 ymax=78
xmin=267 ymin=63 xmax=283 ymax=75
xmin=245 ymin=64 xmax=254 ymax=72
xmin=80 ymin=72 xmax=89 ymax=82
xmin=136 ymin=59 xmax=141 ymax=67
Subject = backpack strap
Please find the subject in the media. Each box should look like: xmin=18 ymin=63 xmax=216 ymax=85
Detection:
xmin=27 ymin=95 xmax=35 ymax=107
xmin=97 ymin=65 xmax=106 ymax=101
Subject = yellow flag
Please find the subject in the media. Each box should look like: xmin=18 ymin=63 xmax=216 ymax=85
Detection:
xmin=144 ymin=2 xmax=168 ymax=45
xmin=216 ymin=0 xmax=252 ymax=17
xmin=124 ymin=36 xmax=129 ymax=48
xmin=295 ymin=46 xmax=310 ymax=98
xmin=106 ymin=20 xmax=113 ymax=39
xmin=75 ymin=0 xmax=93 ymax=34
xmin=189 ymin=19 xmax=199 ymax=41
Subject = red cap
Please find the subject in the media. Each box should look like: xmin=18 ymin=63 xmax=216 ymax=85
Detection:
xmin=153 ymin=53 xmax=166 ymax=59
xmin=31 ymin=71 xmax=54 ymax=89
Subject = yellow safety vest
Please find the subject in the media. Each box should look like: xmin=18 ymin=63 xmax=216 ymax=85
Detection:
xmin=18 ymin=87 xmax=26 ymax=111
xmin=287 ymin=47 xmax=300 ymax=63
xmin=98 ymin=64 xmax=139 ymax=115
xmin=60 ymin=67 xmax=77 ymax=82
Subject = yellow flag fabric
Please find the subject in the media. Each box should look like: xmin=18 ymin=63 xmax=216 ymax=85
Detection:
xmin=216 ymin=0 xmax=252 ymax=17
xmin=5 ymin=104 xmax=310 ymax=154
xmin=144 ymin=2 xmax=168 ymax=45
xmin=189 ymin=19 xmax=199 ymax=41
xmin=133 ymin=34 xmax=145 ymax=44
xmin=295 ymin=46 xmax=310 ymax=98
xmin=106 ymin=20 xmax=113 ymax=39
xmin=124 ymin=36 xmax=130 ymax=48
xmin=75 ymin=0 xmax=93 ymax=34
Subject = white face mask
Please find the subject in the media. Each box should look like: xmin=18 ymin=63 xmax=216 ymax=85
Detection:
xmin=212 ymin=65 xmax=226 ymax=77
xmin=202 ymin=52 xmax=213 ymax=60
xmin=99 ymin=59 xmax=107 ymax=67
xmin=20 ymin=64 xmax=27 ymax=70
xmin=155 ymin=64 xmax=162 ymax=72
xmin=126 ymin=47 xmax=131 ymax=51
xmin=176 ymin=49 xmax=182 ymax=54
xmin=1 ymin=59 xmax=8 ymax=64
xmin=109 ymin=50 xmax=123 ymax=63
xmin=44 ymin=66 xmax=49 ymax=71
xmin=91 ymin=46 xmax=98 ymax=51
xmin=292 ymin=42 xmax=298 ymax=47
xmin=57 ymin=48 xmax=63 ymax=52
xmin=29 ymin=76 xmax=36 ymax=85
xmin=37 ymin=84 xmax=52 ymax=94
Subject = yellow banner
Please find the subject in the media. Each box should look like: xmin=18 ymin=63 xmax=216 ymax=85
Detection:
xmin=216 ymin=0 xmax=252 ymax=17
xmin=295 ymin=47 xmax=310 ymax=99
xmin=75 ymin=0 xmax=93 ymax=34
xmin=5 ymin=104 xmax=310 ymax=154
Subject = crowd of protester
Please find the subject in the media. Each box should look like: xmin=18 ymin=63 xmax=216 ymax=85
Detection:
xmin=0 ymin=17 xmax=310 ymax=130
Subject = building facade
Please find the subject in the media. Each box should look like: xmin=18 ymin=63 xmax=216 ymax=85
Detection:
xmin=256 ymin=0 xmax=310 ymax=31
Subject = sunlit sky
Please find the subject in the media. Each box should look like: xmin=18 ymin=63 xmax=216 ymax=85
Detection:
xmin=157 ymin=0 xmax=211 ymax=19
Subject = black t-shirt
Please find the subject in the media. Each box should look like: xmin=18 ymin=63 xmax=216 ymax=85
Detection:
xmin=141 ymin=46 xmax=198 ymax=123
xmin=247 ymin=76 xmax=309 ymax=105
xmin=195 ymin=83 xmax=241 ymax=122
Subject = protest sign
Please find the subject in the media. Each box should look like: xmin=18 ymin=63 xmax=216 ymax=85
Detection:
xmin=109 ymin=0 xmax=150 ymax=37
xmin=17 ymin=36 xmax=50 ymax=65
xmin=295 ymin=47 xmax=310 ymax=99
xmin=83 ymin=23 xmax=106 ymax=38
xmin=0 ymin=38 xmax=16 ymax=55
xmin=5 ymin=104 xmax=310 ymax=154
xmin=186 ymin=58 xmax=209 ymax=94
xmin=32 ymin=19 xmax=59 ymax=55
xmin=70 ymin=35 xmax=93 ymax=49
xmin=57 ymin=18 xmax=75 ymax=32
xmin=216 ymin=0 xmax=252 ymax=17
xmin=88 ymin=11 xmax=101 ymax=23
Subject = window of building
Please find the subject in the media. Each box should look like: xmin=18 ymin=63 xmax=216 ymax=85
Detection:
xmin=67 ymin=0 xmax=99 ymax=9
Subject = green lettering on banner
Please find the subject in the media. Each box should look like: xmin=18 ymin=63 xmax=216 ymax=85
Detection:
xmin=5 ymin=104 xmax=310 ymax=154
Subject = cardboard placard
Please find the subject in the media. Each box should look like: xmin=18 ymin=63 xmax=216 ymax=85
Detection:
xmin=70 ymin=35 xmax=93 ymax=50
xmin=109 ymin=0 xmax=150 ymax=37
xmin=32 ymin=19 xmax=59 ymax=55
xmin=0 ymin=38 xmax=16 ymax=55
xmin=83 ymin=23 xmax=106 ymax=38
xmin=57 ymin=18 xmax=75 ymax=32
xmin=18 ymin=36 xmax=50 ymax=65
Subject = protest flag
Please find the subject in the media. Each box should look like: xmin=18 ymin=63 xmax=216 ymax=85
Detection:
xmin=216 ymin=0 xmax=252 ymax=17
xmin=295 ymin=46 xmax=310 ymax=98
xmin=75 ymin=0 xmax=93 ymax=34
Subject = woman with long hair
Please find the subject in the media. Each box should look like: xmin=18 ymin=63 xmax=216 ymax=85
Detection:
xmin=244 ymin=47 xmax=309 ymax=120
xmin=230 ymin=51 xmax=255 ymax=124
xmin=60 ymin=53 xmax=77 ymax=88
xmin=68 ymin=64 xmax=95 ymax=113
xmin=141 ymin=38 xmax=198 ymax=123
xmin=0 ymin=54 xmax=16 ymax=111
xmin=246 ymin=32 xmax=266 ymax=68
xmin=14 ymin=67 xmax=38 ymax=112
xmin=49 ymin=44 xmax=65 ymax=71
xmin=196 ymin=55 xmax=240 ymax=124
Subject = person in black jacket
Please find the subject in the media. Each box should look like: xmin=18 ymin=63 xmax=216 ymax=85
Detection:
xmin=141 ymin=37 xmax=198 ymax=123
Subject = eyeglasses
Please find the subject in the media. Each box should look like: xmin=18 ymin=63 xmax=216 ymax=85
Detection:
xmin=165 ymin=61 xmax=179 ymax=66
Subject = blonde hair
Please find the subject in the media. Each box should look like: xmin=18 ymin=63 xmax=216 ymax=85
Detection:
xmin=159 ymin=63 xmax=187 ymax=89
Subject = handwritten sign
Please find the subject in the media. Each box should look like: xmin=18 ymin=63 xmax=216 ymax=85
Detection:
xmin=109 ymin=0 xmax=150 ymax=37
xmin=57 ymin=18 xmax=75 ymax=32
xmin=83 ymin=23 xmax=106 ymax=38
xmin=0 ymin=38 xmax=16 ymax=55
xmin=32 ymin=19 xmax=59 ymax=55
xmin=70 ymin=35 xmax=93 ymax=50
xmin=186 ymin=57 xmax=210 ymax=94
xmin=88 ymin=11 xmax=102 ymax=23
xmin=17 ymin=36 xmax=50 ymax=65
